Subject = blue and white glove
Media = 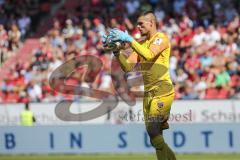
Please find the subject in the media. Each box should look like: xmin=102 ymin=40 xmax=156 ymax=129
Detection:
xmin=109 ymin=28 xmax=134 ymax=42
xmin=100 ymin=32 xmax=113 ymax=47
xmin=100 ymin=31 xmax=121 ymax=52
xmin=100 ymin=32 xmax=110 ymax=44
xmin=101 ymin=33 xmax=108 ymax=44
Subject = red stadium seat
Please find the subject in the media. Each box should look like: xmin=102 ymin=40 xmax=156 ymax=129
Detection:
xmin=217 ymin=88 xmax=229 ymax=99
xmin=205 ymin=88 xmax=219 ymax=99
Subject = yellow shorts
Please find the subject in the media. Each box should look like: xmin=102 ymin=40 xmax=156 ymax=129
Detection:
xmin=143 ymin=92 xmax=174 ymax=130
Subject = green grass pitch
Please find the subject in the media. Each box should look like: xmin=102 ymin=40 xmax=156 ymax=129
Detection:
xmin=0 ymin=154 xmax=240 ymax=160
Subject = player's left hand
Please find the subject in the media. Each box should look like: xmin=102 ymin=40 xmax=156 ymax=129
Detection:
xmin=100 ymin=32 xmax=112 ymax=45
xmin=109 ymin=28 xmax=134 ymax=42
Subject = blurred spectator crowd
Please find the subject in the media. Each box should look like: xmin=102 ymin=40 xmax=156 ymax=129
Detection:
xmin=0 ymin=0 xmax=240 ymax=103
xmin=0 ymin=0 xmax=56 ymax=64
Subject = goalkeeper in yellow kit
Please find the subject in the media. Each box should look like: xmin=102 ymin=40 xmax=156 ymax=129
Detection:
xmin=103 ymin=11 xmax=176 ymax=160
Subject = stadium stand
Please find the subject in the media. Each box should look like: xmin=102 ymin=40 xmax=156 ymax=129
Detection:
xmin=0 ymin=0 xmax=239 ymax=102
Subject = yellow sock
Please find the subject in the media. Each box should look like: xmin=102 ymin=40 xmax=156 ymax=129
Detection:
xmin=156 ymin=149 xmax=167 ymax=160
xmin=165 ymin=143 xmax=176 ymax=160
xmin=151 ymin=135 xmax=167 ymax=160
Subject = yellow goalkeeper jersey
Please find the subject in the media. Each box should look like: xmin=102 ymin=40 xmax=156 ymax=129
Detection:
xmin=117 ymin=32 xmax=174 ymax=95
xmin=138 ymin=32 xmax=173 ymax=94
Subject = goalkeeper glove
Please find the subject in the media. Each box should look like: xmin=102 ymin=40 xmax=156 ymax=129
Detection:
xmin=109 ymin=28 xmax=134 ymax=42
